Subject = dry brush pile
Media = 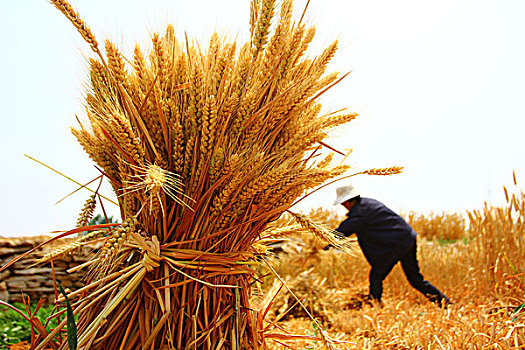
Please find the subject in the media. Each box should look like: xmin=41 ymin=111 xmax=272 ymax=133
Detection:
xmin=0 ymin=0 xmax=404 ymax=349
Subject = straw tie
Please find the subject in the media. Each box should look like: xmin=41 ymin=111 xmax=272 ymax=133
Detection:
xmin=132 ymin=232 xmax=162 ymax=272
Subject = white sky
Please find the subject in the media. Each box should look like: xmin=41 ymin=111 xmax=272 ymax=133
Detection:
xmin=1 ymin=0 xmax=524 ymax=236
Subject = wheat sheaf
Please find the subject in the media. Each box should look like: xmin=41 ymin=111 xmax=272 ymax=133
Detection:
xmin=15 ymin=0 xmax=403 ymax=349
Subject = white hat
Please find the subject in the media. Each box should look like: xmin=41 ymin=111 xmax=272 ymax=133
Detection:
xmin=333 ymin=184 xmax=360 ymax=206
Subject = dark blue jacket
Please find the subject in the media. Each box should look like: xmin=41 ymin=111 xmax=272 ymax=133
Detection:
xmin=335 ymin=197 xmax=417 ymax=266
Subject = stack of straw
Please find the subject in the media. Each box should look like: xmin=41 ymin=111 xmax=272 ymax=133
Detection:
xmin=19 ymin=0 xmax=401 ymax=348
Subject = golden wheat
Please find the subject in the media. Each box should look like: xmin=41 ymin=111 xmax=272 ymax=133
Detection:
xmin=50 ymin=0 xmax=99 ymax=54
xmin=76 ymin=194 xmax=97 ymax=228
xmin=363 ymin=166 xmax=404 ymax=176
xmin=14 ymin=0 xmax=375 ymax=348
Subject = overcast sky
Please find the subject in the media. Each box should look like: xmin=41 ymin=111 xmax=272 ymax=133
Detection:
xmin=1 ymin=0 xmax=524 ymax=236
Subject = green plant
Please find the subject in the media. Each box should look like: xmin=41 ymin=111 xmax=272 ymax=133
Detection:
xmin=88 ymin=214 xmax=116 ymax=226
xmin=58 ymin=284 xmax=77 ymax=350
xmin=0 ymin=303 xmax=58 ymax=347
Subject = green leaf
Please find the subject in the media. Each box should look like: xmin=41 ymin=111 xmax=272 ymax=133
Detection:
xmin=503 ymin=254 xmax=519 ymax=274
xmin=57 ymin=284 xmax=78 ymax=350
xmin=513 ymin=302 xmax=525 ymax=315
xmin=511 ymin=301 xmax=525 ymax=322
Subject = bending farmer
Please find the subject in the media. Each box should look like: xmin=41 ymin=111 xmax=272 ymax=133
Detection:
xmin=332 ymin=184 xmax=450 ymax=305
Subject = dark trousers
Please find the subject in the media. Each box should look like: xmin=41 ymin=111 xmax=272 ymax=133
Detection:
xmin=369 ymin=239 xmax=449 ymax=304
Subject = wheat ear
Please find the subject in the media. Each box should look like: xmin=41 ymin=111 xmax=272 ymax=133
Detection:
xmin=363 ymin=166 xmax=404 ymax=176
xmin=76 ymin=194 xmax=97 ymax=228
xmin=36 ymin=229 xmax=105 ymax=264
xmin=50 ymin=0 xmax=100 ymax=55
xmin=288 ymin=211 xmax=354 ymax=253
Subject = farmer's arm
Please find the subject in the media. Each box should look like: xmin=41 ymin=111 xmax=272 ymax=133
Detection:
xmin=335 ymin=215 xmax=363 ymax=237
xmin=322 ymin=216 xmax=362 ymax=250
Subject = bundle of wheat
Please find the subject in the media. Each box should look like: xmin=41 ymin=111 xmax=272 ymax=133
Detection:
xmin=6 ymin=0 xmax=402 ymax=349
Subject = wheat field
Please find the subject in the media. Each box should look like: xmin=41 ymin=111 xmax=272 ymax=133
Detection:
xmin=261 ymin=179 xmax=524 ymax=349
